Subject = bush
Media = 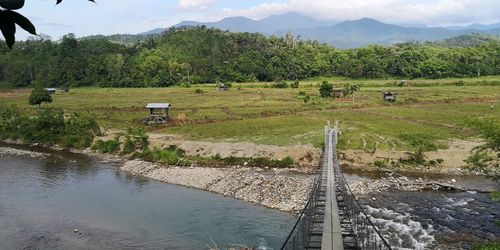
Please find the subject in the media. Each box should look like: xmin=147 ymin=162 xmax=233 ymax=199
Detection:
xmin=374 ymin=159 xmax=389 ymax=168
xmin=0 ymin=105 xmax=99 ymax=149
xmin=291 ymin=80 xmax=299 ymax=88
xmin=123 ymin=127 xmax=149 ymax=153
xmin=473 ymin=242 xmax=500 ymax=250
xmin=60 ymin=113 xmax=100 ymax=149
xmin=490 ymin=191 xmax=500 ymax=202
xmin=398 ymin=134 xmax=438 ymax=151
xmin=298 ymin=91 xmax=306 ymax=96
xmin=29 ymin=87 xmax=52 ymax=107
xmin=134 ymin=146 xmax=184 ymax=165
xmin=212 ymin=153 xmax=222 ymax=160
xmin=319 ymin=81 xmax=333 ymax=98
xmin=194 ymin=88 xmax=204 ymax=95
xmin=271 ymin=81 xmax=288 ymax=88
xmin=92 ymin=136 xmax=121 ymax=154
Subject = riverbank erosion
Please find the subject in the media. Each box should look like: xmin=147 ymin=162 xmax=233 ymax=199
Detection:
xmin=121 ymin=160 xmax=315 ymax=213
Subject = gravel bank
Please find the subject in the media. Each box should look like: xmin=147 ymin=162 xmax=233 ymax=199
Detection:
xmin=121 ymin=160 xmax=315 ymax=213
xmin=0 ymin=146 xmax=50 ymax=159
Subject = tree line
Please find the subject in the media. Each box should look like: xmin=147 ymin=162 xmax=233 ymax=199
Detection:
xmin=0 ymin=27 xmax=499 ymax=88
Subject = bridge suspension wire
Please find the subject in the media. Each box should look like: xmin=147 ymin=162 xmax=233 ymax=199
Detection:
xmin=281 ymin=121 xmax=392 ymax=250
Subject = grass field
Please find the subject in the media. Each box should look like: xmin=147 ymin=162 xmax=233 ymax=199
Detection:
xmin=1 ymin=76 xmax=499 ymax=151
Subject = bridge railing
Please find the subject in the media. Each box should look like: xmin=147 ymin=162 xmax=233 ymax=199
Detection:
xmin=280 ymin=139 xmax=326 ymax=250
xmin=332 ymin=124 xmax=392 ymax=250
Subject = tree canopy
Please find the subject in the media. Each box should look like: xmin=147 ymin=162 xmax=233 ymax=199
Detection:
xmin=0 ymin=27 xmax=498 ymax=88
xmin=28 ymin=86 xmax=52 ymax=107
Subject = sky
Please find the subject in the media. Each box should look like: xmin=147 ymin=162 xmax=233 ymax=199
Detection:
xmin=16 ymin=0 xmax=500 ymax=40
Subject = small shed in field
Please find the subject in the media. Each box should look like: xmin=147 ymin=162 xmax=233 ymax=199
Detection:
xmin=45 ymin=88 xmax=57 ymax=94
xmin=383 ymin=92 xmax=396 ymax=102
xmin=143 ymin=103 xmax=172 ymax=125
xmin=333 ymin=88 xmax=344 ymax=98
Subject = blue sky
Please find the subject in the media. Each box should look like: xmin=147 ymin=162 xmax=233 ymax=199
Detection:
xmin=16 ymin=0 xmax=500 ymax=40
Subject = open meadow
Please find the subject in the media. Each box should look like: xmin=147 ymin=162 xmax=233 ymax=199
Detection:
xmin=1 ymin=76 xmax=499 ymax=154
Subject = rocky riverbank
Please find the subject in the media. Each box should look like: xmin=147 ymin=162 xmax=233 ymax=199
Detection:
xmin=0 ymin=146 xmax=50 ymax=159
xmin=121 ymin=160 xmax=315 ymax=213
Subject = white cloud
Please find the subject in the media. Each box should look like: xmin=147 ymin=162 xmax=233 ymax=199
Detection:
xmin=177 ymin=0 xmax=214 ymax=12
xmin=215 ymin=0 xmax=500 ymax=26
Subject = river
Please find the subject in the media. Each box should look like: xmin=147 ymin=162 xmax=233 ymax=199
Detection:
xmin=0 ymin=144 xmax=498 ymax=249
xmin=0 ymin=144 xmax=294 ymax=249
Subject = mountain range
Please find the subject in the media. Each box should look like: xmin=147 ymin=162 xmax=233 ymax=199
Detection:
xmin=139 ymin=12 xmax=500 ymax=48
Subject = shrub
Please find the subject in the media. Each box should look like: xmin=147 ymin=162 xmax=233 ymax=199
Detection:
xmin=298 ymin=91 xmax=306 ymax=96
xmin=374 ymin=159 xmax=388 ymax=168
xmin=291 ymin=80 xmax=299 ymax=88
xmin=212 ymin=153 xmax=222 ymax=160
xmin=134 ymin=146 xmax=184 ymax=165
xmin=29 ymin=87 xmax=52 ymax=107
xmin=398 ymin=134 xmax=438 ymax=151
xmin=194 ymin=88 xmax=204 ymax=95
xmin=490 ymin=191 xmax=500 ymax=202
xmin=319 ymin=81 xmax=333 ymax=98
xmin=473 ymin=242 xmax=500 ymax=250
xmin=122 ymin=138 xmax=136 ymax=155
xmin=0 ymin=105 xmax=98 ymax=149
xmin=60 ymin=113 xmax=99 ymax=149
xmin=271 ymin=81 xmax=288 ymax=88
xmin=92 ymin=136 xmax=121 ymax=154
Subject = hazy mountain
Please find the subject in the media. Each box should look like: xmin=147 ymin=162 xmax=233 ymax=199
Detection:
xmin=141 ymin=12 xmax=336 ymax=35
xmin=281 ymin=18 xmax=500 ymax=48
xmin=139 ymin=13 xmax=500 ymax=48
xmin=258 ymin=12 xmax=337 ymax=33
xmin=446 ymin=22 xmax=500 ymax=31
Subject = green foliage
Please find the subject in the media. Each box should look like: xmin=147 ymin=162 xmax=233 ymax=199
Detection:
xmin=465 ymin=152 xmax=493 ymax=171
xmin=212 ymin=153 xmax=222 ymax=160
xmin=271 ymin=81 xmax=288 ymax=88
xmin=134 ymin=146 xmax=184 ymax=165
xmin=0 ymin=105 xmax=98 ymax=149
xmin=28 ymin=87 xmax=52 ymax=107
xmin=60 ymin=113 xmax=99 ymax=149
xmin=291 ymin=80 xmax=299 ymax=88
xmin=1 ymin=27 xmax=499 ymax=87
xmin=399 ymin=133 xmax=438 ymax=151
xmin=465 ymin=118 xmax=500 ymax=153
xmin=464 ymin=118 xmax=500 ymax=171
xmin=343 ymin=83 xmax=360 ymax=100
xmin=0 ymin=0 xmax=95 ymax=49
xmin=398 ymin=134 xmax=439 ymax=166
xmin=490 ymin=191 xmax=500 ymax=202
xmin=92 ymin=136 xmax=121 ymax=154
xmin=194 ymin=88 xmax=204 ymax=95
xmin=473 ymin=242 xmax=500 ymax=250
xmin=319 ymin=81 xmax=334 ymax=98
xmin=121 ymin=127 xmax=149 ymax=154
xmin=374 ymin=159 xmax=389 ymax=168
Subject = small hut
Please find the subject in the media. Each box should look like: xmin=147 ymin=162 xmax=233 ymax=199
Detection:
xmin=45 ymin=88 xmax=57 ymax=94
xmin=332 ymin=88 xmax=344 ymax=98
xmin=383 ymin=92 xmax=396 ymax=102
xmin=143 ymin=103 xmax=172 ymax=125
xmin=218 ymin=82 xmax=230 ymax=91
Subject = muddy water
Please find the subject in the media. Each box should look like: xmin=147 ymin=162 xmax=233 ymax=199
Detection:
xmin=0 ymin=144 xmax=294 ymax=249
xmin=346 ymin=170 xmax=500 ymax=250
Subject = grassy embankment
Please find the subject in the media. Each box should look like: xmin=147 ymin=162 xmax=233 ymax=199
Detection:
xmin=1 ymin=76 xmax=499 ymax=155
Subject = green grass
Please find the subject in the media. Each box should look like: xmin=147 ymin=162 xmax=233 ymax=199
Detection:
xmin=1 ymin=77 xmax=499 ymax=150
xmin=473 ymin=242 xmax=500 ymax=250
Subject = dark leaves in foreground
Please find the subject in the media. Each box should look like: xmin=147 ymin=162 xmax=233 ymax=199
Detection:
xmin=0 ymin=0 xmax=95 ymax=49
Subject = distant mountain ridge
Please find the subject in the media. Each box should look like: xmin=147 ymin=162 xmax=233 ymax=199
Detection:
xmin=139 ymin=13 xmax=500 ymax=48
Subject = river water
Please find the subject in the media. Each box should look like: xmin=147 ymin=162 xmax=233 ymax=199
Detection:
xmin=347 ymin=171 xmax=500 ymax=249
xmin=0 ymin=144 xmax=498 ymax=249
xmin=0 ymin=145 xmax=294 ymax=249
